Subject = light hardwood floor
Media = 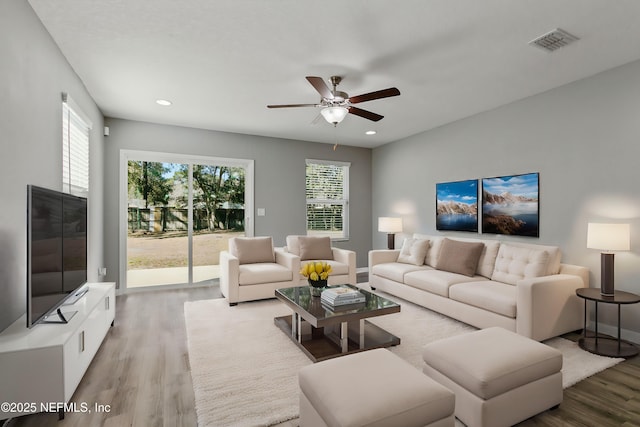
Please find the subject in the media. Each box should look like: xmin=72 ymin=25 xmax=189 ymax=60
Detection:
xmin=6 ymin=281 xmax=639 ymax=427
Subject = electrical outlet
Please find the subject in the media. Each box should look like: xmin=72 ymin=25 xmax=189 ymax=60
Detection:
xmin=257 ymin=208 xmax=266 ymax=216
xmin=98 ymin=267 xmax=107 ymax=276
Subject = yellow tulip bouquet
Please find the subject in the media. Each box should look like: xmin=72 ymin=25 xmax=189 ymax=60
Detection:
xmin=300 ymin=261 xmax=332 ymax=295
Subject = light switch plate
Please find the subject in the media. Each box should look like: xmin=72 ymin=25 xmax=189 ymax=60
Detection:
xmin=257 ymin=208 xmax=266 ymax=216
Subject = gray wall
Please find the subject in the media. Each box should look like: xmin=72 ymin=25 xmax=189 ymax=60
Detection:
xmin=102 ymin=118 xmax=372 ymax=285
xmin=373 ymin=59 xmax=640 ymax=339
xmin=5 ymin=0 xmax=639 ymax=340
xmin=0 ymin=1 xmax=105 ymax=331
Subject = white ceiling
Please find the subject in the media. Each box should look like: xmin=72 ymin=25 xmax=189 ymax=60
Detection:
xmin=28 ymin=0 xmax=640 ymax=148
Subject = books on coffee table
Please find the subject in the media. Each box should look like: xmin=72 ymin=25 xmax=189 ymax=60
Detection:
xmin=321 ymin=286 xmax=366 ymax=306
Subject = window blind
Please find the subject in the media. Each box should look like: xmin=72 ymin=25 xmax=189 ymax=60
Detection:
xmin=62 ymin=94 xmax=91 ymax=197
xmin=305 ymin=159 xmax=350 ymax=239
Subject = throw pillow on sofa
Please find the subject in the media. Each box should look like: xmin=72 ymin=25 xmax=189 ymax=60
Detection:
xmin=491 ymin=244 xmax=549 ymax=285
xmin=298 ymin=236 xmax=334 ymax=260
xmin=435 ymin=238 xmax=484 ymax=277
xmin=229 ymin=236 xmax=275 ymax=264
xmin=397 ymin=238 xmax=429 ymax=266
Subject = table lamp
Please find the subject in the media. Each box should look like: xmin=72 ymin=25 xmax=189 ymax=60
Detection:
xmin=378 ymin=217 xmax=403 ymax=250
xmin=587 ymin=223 xmax=630 ymax=296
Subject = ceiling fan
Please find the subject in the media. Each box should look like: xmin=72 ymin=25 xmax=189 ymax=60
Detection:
xmin=267 ymin=76 xmax=400 ymax=125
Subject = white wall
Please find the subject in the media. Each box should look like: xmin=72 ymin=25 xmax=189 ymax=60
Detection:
xmin=0 ymin=1 xmax=105 ymax=331
xmin=373 ymin=59 xmax=640 ymax=339
xmin=102 ymin=118 xmax=372 ymax=286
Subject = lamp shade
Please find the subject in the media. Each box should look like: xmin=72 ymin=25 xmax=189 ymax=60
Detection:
xmin=378 ymin=217 xmax=403 ymax=233
xmin=320 ymin=106 xmax=348 ymax=124
xmin=587 ymin=223 xmax=630 ymax=251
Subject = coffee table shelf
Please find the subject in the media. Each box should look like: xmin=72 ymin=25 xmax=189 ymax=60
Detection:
xmin=275 ymin=285 xmax=401 ymax=362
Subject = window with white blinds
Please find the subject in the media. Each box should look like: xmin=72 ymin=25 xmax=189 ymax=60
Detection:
xmin=305 ymin=159 xmax=350 ymax=240
xmin=62 ymin=94 xmax=91 ymax=197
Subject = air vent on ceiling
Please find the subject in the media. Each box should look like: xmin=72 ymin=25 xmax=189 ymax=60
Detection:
xmin=529 ymin=28 xmax=579 ymax=52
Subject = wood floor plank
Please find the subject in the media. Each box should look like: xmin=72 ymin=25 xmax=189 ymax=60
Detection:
xmin=6 ymin=279 xmax=639 ymax=427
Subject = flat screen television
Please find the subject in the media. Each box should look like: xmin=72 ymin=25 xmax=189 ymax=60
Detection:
xmin=27 ymin=185 xmax=88 ymax=328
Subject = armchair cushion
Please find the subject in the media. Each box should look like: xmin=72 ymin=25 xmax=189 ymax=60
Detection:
xmin=229 ymin=236 xmax=274 ymax=264
xmin=314 ymin=259 xmax=349 ymax=276
xmin=298 ymin=236 xmax=333 ymax=261
xmin=238 ymin=263 xmax=293 ymax=285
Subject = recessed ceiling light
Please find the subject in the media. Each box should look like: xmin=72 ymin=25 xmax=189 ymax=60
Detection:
xmin=156 ymin=99 xmax=172 ymax=106
xmin=366 ymin=130 xmax=377 ymax=135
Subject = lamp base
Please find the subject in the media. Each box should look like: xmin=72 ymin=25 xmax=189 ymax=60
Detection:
xmin=600 ymin=253 xmax=615 ymax=296
xmin=387 ymin=233 xmax=395 ymax=250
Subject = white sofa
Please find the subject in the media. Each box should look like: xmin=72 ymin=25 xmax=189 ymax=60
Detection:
xmin=220 ymin=236 xmax=299 ymax=305
xmin=369 ymin=234 xmax=588 ymax=341
xmin=284 ymin=235 xmax=357 ymax=286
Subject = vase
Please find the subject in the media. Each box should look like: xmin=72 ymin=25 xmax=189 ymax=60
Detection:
xmin=308 ymin=279 xmax=328 ymax=297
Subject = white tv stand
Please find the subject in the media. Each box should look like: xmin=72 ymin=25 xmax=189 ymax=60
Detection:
xmin=0 ymin=282 xmax=115 ymax=420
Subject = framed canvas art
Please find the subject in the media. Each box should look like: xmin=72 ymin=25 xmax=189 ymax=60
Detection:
xmin=481 ymin=172 xmax=539 ymax=237
xmin=436 ymin=179 xmax=478 ymax=232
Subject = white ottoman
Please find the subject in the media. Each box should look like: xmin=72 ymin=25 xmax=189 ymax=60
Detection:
xmin=422 ymin=327 xmax=562 ymax=427
xmin=299 ymin=348 xmax=455 ymax=427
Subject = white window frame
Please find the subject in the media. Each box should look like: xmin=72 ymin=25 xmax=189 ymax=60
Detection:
xmin=62 ymin=93 xmax=92 ymax=197
xmin=305 ymin=158 xmax=350 ymax=241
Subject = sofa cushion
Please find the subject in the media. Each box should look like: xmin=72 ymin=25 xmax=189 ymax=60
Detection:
xmin=436 ymin=238 xmax=485 ymax=277
xmin=238 ymin=262 xmax=293 ymax=285
xmin=372 ymin=262 xmax=430 ymax=283
xmin=506 ymin=242 xmax=561 ymax=275
xmin=414 ymin=234 xmax=444 ymax=267
xmin=491 ymin=244 xmax=550 ymax=285
xmin=298 ymin=236 xmax=333 ymax=261
xmin=417 ymin=235 xmax=500 ymax=278
xmin=405 ymin=269 xmax=487 ymax=297
xmin=476 ymin=241 xmax=501 ymax=278
xmin=449 ymin=281 xmax=517 ymax=317
xmin=397 ymin=238 xmax=429 ymax=266
xmin=229 ymin=236 xmax=274 ymax=264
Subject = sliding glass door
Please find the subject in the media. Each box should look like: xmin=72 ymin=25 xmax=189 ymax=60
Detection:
xmin=121 ymin=151 xmax=254 ymax=289
xmin=191 ymin=164 xmax=247 ymax=284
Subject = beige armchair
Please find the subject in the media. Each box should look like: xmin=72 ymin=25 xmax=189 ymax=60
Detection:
xmin=220 ymin=236 xmax=299 ymax=306
xmin=285 ymin=235 xmax=357 ymax=286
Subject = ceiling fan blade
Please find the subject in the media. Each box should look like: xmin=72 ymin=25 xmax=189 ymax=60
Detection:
xmin=306 ymin=76 xmax=334 ymax=99
xmin=349 ymin=87 xmax=400 ymax=104
xmin=348 ymin=106 xmax=384 ymax=122
xmin=267 ymin=103 xmax=318 ymax=108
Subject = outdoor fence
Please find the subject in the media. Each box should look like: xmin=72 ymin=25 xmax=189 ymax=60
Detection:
xmin=128 ymin=207 xmax=244 ymax=233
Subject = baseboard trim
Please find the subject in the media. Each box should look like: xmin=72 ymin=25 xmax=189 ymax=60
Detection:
xmin=587 ymin=321 xmax=640 ymax=345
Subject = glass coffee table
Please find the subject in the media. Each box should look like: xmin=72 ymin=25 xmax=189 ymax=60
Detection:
xmin=274 ymin=285 xmax=401 ymax=362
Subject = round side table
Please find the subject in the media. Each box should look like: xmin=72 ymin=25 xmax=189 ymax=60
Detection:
xmin=576 ymin=288 xmax=640 ymax=358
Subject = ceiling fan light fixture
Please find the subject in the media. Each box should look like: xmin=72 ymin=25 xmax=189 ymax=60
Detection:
xmin=321 ymin=106 xmax=348 ymax=124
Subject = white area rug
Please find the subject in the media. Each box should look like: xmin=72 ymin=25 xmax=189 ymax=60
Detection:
xmin=185 ymin=293 xmax=624 ymax=427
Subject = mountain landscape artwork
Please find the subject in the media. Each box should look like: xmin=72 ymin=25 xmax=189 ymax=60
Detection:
xmin=436 ymin=179 xmax=478 ymax=232
xmin=482 ymin=173 xmax=539 ymax=237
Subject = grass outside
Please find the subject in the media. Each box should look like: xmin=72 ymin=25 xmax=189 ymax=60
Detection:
xmin=127 ymin=230 xmax=243 ymax=269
